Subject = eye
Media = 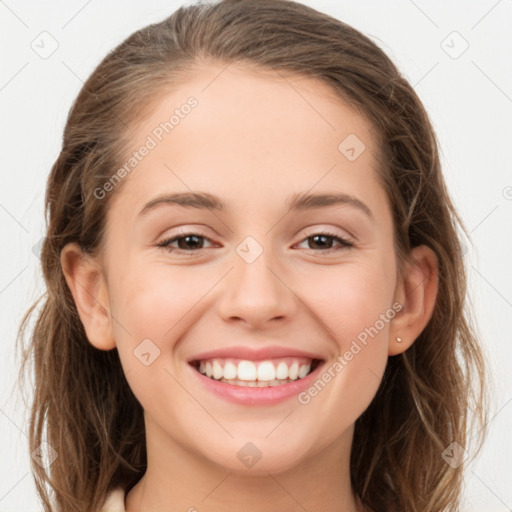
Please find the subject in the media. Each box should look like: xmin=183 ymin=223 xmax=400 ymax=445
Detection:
xmin=156 ymin=230 xmax=354 ymax=255
xmin=295 ymin=231 xmax=354 ymax=253
xmin=156 ymin=232 xmax=216 ymax=253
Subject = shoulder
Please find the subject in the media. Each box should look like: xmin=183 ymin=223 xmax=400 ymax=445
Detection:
xmin=99 ymin=486 xmax=126 ymax=512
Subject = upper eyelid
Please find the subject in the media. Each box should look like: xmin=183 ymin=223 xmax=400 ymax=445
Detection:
xmin=158 ymin=223 xmax=354 ymax=240
xmin=158 ymin=228 xmax=352 ymax=240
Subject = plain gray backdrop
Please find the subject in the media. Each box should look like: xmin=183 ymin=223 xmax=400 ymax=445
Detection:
xmin=1 ymin=1 xmax=511 ymax=510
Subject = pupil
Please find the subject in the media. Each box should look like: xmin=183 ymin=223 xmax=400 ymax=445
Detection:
xmin=179 ymin=235 xmax=201 ymax=250
xmin=311 ymin=234 xmax=331 ymax=249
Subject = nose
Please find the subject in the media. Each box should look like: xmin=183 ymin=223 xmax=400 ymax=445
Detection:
xmin=216 ymin=243 xmax=297 ymax=330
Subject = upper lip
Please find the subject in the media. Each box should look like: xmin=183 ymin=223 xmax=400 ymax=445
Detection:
xmin=187 ymin=345 xmax=325 ymax=363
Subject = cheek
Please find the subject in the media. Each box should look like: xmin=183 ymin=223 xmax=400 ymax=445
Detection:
xmin=302 ymin=260 xmax=395 ymax=346
xmin=108 ymin=263 xmax=205 ymax=407
xmin=110 ymin=259 xmax=204 ymax=336
xmin=296 ymin=261 xmax=393 ymax=412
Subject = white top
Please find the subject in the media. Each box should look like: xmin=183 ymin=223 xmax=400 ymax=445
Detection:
xmin=100 ymin=487 xmax=126 ymax=512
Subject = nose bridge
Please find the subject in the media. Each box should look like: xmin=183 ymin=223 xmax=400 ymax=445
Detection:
xmin=217 ymin=234 xmax=295 ymax=326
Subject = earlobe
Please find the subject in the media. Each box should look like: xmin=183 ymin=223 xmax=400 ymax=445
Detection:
xmin=388 ymin=245 xmax=439 ymax=356
xmin=60 ymin=242 xmax=116 ymax=351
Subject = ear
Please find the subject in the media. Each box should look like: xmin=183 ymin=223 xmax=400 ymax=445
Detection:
xmin=388 ymin=245 xmax=439 ymax=356
xmin=60 ymin=242 xmax=116 ymax=350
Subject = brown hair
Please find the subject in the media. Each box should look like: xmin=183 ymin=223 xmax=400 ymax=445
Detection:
xmin=16 ymin=1 xmax=489 ymax=510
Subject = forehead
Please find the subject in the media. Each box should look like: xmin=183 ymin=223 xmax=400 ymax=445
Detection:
xmin=108 ymin=61 xmax=385 ymax=221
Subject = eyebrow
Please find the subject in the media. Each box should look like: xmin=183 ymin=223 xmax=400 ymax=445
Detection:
xmin=137 ymin=191 xmax=374 ymax=220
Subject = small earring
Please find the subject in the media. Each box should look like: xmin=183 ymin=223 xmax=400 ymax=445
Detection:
xmin=396 ymin=337 xmax=402 ymax=343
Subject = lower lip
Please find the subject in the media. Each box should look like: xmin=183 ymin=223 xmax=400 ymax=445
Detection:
xmin=189 ymin=361 xmax=325 ymax=406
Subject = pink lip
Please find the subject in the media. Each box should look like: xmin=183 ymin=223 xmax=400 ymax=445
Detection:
xmin=187 ymin=345 xmax=324 ymax=363
xmin=188 ymin=359 xmax=326 ymax=406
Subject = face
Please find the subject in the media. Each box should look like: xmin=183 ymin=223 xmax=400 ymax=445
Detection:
xmin=96 ymin=62 xmax=401 ymax=474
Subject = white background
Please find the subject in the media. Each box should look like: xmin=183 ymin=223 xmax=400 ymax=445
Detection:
xmin=1 ymin=1 xmax=511 ymax=510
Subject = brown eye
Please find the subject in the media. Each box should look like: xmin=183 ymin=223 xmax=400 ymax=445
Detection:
xmin=297 ymin=231 xmax=353 ymax=252
xmin=157 ymin=233 xmax=215 ymax=253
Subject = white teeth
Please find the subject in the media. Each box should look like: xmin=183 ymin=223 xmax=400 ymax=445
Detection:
xmin=237 ymin=360 xmax=257 ymax=381
xmin=218 ymin=378 xmax=296 ymax=387
xmin=257 ymin=361 xmax=276 ymax=381
xmin=288 ymin=362 xmax=299 ymax=380
xmin=223 ymin=361 xmax=238 ymax=380
xmin=276 ymin=361 xmax=288 ymax=380
xmin=298 ymin=363 xmax=310 ymax=378
xmin=212 ymin=360 xmax=223 ymax=380
xmin=196 ymin=357 xmax=314 ymax=384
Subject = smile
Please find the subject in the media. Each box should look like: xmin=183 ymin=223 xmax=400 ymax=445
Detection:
xmin=190 ymin=357 xmax=323 ymax=387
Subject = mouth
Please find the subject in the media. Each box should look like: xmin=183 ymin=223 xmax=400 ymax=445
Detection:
xmin=189 ymin=357 xmax=323 ymax=388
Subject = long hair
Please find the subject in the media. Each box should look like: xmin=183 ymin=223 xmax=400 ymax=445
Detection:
xmin=16 ymin=1 xmax=489 ymax=510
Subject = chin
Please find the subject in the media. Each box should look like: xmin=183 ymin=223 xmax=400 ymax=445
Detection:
xmin=203 ymin=437 xmax=312 ymax=476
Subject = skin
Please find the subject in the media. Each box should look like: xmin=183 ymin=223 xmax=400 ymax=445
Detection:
xmin=61 ymin=61 xmax=438 ymax=512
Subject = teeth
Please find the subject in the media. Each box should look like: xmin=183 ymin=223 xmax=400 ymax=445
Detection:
xmin=298 ymin=363 xmax=310 ymax=378
xmin=238 ymin=360 xmax=257 ymax=381
xmin=288 ymin=362 xmax=299 ymax=380
xmin=257 ymin=361 xmax=276 ymax=381
xmin=276 ymin=361 xmax=288 ymax=380
xmin=212 ymin=360 xmax=223 ymax=380
xmin=195 ymin=357 xmax=315 ymax=384
xmin=218 ymin=378 xmax=296 ymax=387
xmin=223 ymin=361 xmax=237 ymax=380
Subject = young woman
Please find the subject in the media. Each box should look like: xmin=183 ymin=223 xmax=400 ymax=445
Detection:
xmin=17 ymin=1 xmax=488 ymax=510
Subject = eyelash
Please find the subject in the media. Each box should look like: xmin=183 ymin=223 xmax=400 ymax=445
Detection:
xmin=156 ymin=230 xmax=354 ymax=255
